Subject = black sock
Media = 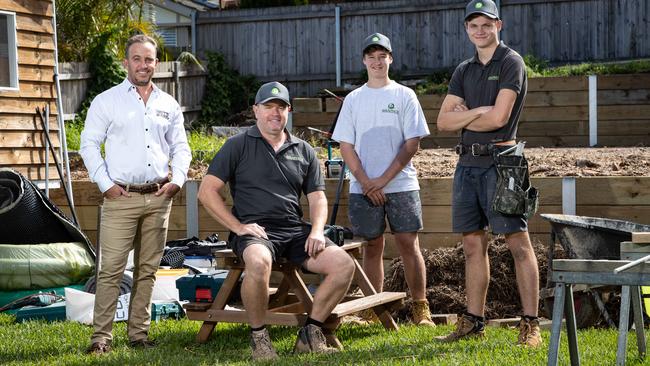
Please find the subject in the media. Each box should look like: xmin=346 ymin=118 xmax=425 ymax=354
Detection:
xmin=522 ymin=315 xmax=538 ymax=322
xmin=305 ymin=317 xmax=324 ymax=328
xmin=251 ymin=325 xmax=266 ymax=332
xmin=464 ymin=311 xmax=485 ymax=323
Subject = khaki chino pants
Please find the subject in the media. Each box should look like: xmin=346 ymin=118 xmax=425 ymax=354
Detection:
xmin=91 ymin=192 xmax=173 ymax=344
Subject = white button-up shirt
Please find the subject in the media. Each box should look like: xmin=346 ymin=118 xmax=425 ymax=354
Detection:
xmin=80 ymin=79 xmax=192 ymax=193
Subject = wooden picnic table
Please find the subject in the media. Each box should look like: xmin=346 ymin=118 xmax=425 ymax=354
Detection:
xmin=183 ymin=240 xmax=406 ymax=348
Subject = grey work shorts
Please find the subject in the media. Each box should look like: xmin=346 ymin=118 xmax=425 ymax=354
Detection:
xmin=348 ymin=190 xmax=423 ymax=240
xmin=452 ymin=164 xmax=528 ymax=235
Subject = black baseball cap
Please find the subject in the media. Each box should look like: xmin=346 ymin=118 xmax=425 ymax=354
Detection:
xmin=465 ymin=0 xmax=499 ymax=20
xmin=363 ymin=33 xmax=392 ymax=53
xmin=255 ymin=81 xmax=291 ymax=106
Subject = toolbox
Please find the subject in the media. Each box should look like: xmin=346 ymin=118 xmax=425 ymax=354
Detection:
xmin=176 ymin=271 xmax=228 ymax=303
xmin=151 ymin=301 xmax=183 ymax=321
xmin=12 ymin=301 xmax=66 ymax=322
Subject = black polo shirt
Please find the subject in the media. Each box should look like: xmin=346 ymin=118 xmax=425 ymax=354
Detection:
xmin=207 ymin=124 xmax=325 ymax=225
xmin=448 ymin=42 xmax=527 ymax=167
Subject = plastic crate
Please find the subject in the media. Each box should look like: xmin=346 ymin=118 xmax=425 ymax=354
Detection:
xmin=176 ymin=271 xmax=228 ymax=303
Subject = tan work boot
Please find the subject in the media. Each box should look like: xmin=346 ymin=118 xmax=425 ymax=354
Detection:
xmin=347 ymin=308 xmax=380 ymax=326
xmin=294 ymin=324 xmax=340 ymax=354
xmin=411 ymin=300 xmax=436 ymax=327
xmin=434 ymin=313 xmax=485 ymax=342
xmin=517 ymin=317 xmax=543 ymax=348
xmin=250 ymin=328 xmax=278 ymax=361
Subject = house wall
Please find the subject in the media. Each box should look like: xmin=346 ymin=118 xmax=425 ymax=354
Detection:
xmin=0 ymin=0 xmax=59 ymax=182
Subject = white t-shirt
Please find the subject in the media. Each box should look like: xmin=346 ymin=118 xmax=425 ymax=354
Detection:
xmin=332 ymin=81 xmax=430 ymax=194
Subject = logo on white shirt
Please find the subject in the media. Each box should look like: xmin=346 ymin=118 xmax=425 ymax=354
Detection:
xmin=381 ymin=103 xmax=399 ymax=114
xmin=156 ymin=110 xmax=170 ymax=119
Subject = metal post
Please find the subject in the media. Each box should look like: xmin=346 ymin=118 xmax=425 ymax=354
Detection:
xmin=191 ymin=11 xmax=197 ymax=54
xmin=562 ymin=177 xmax=576 ymax=215
xmin=335 ymin=6 xmax=341 ymax=87
xmin=185 ymin=181 xmax=199 ymax=238
xmin=51 ymin=0 xmax=76 ymax=210
xmin=589 ymin=75 xmax=598 ymax=146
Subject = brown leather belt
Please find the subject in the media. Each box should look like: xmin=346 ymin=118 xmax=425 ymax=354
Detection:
xmin=116 ymin=178 xmax=169 ymax=194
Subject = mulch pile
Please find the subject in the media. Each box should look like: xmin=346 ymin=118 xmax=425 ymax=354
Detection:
xmin=384 ymin=236 xmax=554 ymax=321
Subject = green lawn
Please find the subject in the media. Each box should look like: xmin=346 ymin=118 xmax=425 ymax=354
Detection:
xmin=0 ymin=313 xmax=647 ymax=365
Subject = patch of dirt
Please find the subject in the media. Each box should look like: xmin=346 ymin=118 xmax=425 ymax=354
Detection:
xmin=413 ymin=147 xmax=650 ymax=178
xmin=384 ymin=237 xmax=564 ymax=321
xmin=67 ymin=147 xmax=650 ymax=181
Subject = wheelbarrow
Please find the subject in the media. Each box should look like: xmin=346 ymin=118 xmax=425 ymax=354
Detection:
xmin=540 ymin=214 xmax=650 ymax=328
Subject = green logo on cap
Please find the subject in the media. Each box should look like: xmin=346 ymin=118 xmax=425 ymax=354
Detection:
xmin=372 ymin=36 xmax=380 ymax=42
xmin=271 ymin=87 xmax=280 ymax=95
xmin=388 ymin=103 xmax=395 ymax=109
xmin=475 ymin=2 xmax=483 ymax=8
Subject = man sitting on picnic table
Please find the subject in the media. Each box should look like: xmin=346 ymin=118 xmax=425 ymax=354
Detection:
xmin=198 ymin=81 xmax=355 ymax=361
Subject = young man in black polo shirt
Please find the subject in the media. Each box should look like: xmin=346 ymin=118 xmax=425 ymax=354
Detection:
xmin=435 ymin=0 xmax=542 ymax=347
xmin=198 ymin=82 xmax=355 ymax=360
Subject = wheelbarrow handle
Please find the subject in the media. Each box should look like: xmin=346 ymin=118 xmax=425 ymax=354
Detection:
xmin=613 ymin=253 xmax=650 ymax=274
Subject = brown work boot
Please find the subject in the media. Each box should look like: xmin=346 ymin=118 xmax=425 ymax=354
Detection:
xmin=250 ymin=328 xmax=278 ymax=361
xmin=86 ymin=341 xmax=111 ymax=355
xmin=293 ymin=324 xmax=340 ymax=354
xmin=434 ymin=313 xmax=485 ymax=342
xmin=517 ymin=317 xmax=543 ymax=348
xmin=411 ymin=300 xmax=436 ymax=327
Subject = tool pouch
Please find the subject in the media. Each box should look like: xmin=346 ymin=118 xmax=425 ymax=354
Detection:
xmin=492 ymin=153 xmax=539 ymax=219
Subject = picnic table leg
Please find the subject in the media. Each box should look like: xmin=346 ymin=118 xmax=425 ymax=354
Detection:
xmin=631 ymin=286 xmax=646 ymax=359
xmin=548 ymin=282 xmax=566 ymax=366
xmin=617 ymin=285 xmax=632 ymax=366
xmin=196 ymin=269 xmax=242 ymax=343
xmin=269 ymin=276 xmax=291 ymax=308
xmin=564 ymin=285 xmax=580 ymax=366
xmin=323 ymin=319 xmax=344 ymax=350
xmin=352 ymin=258 xmax=399 ymax=331
xmin=283 ymin=267 xmax=314 ymax=314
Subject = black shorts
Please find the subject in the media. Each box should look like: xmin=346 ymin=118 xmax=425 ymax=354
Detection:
xmin=228 ymin=222 xmax=335 ymax=266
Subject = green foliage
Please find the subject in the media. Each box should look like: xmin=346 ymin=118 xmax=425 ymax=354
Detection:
xmin=524 ymin=56 xmax=650 ymax=78
xmin=414 ymin=69 xmax=453 ymax=96
xmin=240 ymin=0 xmax=308 ymax=8
xmin=56 ymin=0 xmax=154 ymax=62
xmin=198 ymin=52 xmax=259 ymax=128
xmin=187 ymin=131 xmax=226 ymax=165
xmin=1 ymin=316 xmax=647 ymax=365
xmin=64 ymin=122 xmax=83 ymax=152
xmin=74 ymin=30 xmax=127 ymax=125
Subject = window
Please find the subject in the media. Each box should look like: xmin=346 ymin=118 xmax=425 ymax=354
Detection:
xmin=157 ymin=27 xmax=177 ymax=47
xmin=0 ymin=11 xmax=18 ymax=89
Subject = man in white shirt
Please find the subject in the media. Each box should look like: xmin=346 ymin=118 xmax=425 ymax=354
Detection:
xmin=332 ymin=33 xmax=434 ymax=326
xmin=80 ymin=34 xmax=191 ymax=354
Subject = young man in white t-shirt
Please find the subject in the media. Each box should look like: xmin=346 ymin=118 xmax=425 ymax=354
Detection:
xmin=332 ymin=33 xmax=433 ymax=326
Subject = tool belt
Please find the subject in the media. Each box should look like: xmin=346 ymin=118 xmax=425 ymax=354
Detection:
xmin=492 ymin=151 xmax=539 ymax=219
xmin=455 ymin=143 xmax=493 ymax=156
xmin=116 ymin=178 xmax=169 ymax=194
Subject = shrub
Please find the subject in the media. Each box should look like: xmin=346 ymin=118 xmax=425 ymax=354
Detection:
xmin=198 ymin=52 xmax=259 ymax=129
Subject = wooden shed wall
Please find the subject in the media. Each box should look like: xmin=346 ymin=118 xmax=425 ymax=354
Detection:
xmin=0 ymin=0 xmax=59 ymax=181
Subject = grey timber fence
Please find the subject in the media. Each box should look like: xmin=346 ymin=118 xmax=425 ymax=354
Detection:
xmin=196 ymin=0 xmax=650 ymax=96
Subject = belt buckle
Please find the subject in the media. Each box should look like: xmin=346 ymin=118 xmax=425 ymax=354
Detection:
xmin=471 ymin=143 xmax=482 ymax=156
